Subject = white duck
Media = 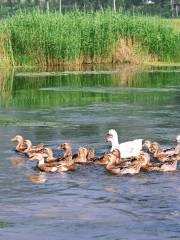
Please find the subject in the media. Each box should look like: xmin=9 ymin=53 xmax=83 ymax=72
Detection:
xmin=105 ymin=129 xmax=143 ymax=159
xmin=175 ymin=135 xmax=180 ymax=155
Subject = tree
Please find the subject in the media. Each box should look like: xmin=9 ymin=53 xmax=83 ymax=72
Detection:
xmin=113 ymin=0 xmax=116 ymax=11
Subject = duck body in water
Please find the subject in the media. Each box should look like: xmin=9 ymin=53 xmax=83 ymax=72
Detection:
xmin=143 ymin=160 xmax=177 ymax=172
xmin=31 ymin=152 xmax=75 ymax=173
xmin=106 ymin=149 xmax=150 ymax=176
xmin=143 ymin=135 xmax=180 ymax=161
xmin=30 ymin=143 xmax=75 ymax=173
xmin=150 ymin=142 xmax=180 ymax=162
xmin=105 ymin=129 xmax=143 ymax=159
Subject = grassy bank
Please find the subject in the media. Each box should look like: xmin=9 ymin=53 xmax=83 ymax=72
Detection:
xmin=172 ymin=19 xmax=180 ymax=32
xmin=0 ymin=10 xmax=180 ymax=67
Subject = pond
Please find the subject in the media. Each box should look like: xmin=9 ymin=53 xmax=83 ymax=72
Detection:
xmin=0 ymin=64 xmax=180 ymax=240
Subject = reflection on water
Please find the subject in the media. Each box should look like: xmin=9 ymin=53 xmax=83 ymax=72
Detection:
xmin=0 ymin=64 xmax=180 ymax=240
xmin=0 ymin=65 xmax=179 ymax=109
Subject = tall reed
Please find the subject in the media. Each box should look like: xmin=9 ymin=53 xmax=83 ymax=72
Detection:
xmin=2 ymin=9 xmax=180 ymax=66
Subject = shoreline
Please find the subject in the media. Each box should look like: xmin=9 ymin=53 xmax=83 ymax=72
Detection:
xmin=1 ymin=61 xmax=180 ymax=71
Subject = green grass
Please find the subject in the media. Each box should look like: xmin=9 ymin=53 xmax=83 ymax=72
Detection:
xmin=0 ymin=10 xmax=180 ymax=66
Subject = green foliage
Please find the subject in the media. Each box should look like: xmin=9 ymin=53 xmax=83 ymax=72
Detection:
xmin=1 ymin=10 xmax=180 ymax=66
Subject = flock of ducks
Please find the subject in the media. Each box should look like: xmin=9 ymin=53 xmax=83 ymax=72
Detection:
xmin=11 ymin=129 xmax=180 ymax=183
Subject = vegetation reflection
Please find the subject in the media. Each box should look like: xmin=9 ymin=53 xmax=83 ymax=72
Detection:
xmin=0 ymin=65 xmax=180 ymax=109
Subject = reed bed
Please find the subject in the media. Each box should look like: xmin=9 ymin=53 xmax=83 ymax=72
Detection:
xmin=1 ymin=10 xmax=180 ymax=66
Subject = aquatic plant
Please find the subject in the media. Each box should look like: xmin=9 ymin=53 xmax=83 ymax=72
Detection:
xmin=1 ymin=10 xmax=180 ymax=66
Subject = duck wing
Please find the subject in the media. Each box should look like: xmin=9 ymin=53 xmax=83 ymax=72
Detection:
xmin=118 ymin=139 xmax=143 ymax=158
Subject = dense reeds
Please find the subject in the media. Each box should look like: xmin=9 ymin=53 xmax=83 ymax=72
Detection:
xmin=1 ymin=10 xmax=180 ymax=66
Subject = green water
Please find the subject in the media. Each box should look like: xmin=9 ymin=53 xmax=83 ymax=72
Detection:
xmin=1 ymin=65 xmax=180 ymax=111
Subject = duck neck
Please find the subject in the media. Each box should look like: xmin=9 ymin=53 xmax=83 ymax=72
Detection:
xmin=64 ymin=148 xmax=72 ymax=158
xmin=66 ymin=155 xmax=74 ymax=166
xmin=47 ymin=148 xmax=54 ymax=160
xmin=154 ymin=147 xmax=160 ymax=158
xmin=175 ymin=143 xmax=180 ymax=154
xmin=24 ymin=140 xmax=32 ymax=152
xmin=106 ymin=157 xmax=116 ymax=170
xmin=110 ymin=136 xmax=119 ymax=151
xmin=78 ymin=151 xmax=86 ymax=161
xmin=16 ymin=138 xmax=24 ymax=150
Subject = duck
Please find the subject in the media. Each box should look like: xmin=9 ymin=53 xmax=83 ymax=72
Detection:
xmin=93 ymin=152 xmax=110 ymax=165
xmin=105 ymin=129 xmax=143 ymax=158
xmin=30 ymin=151 xmax=75 ymax=173
xmin=23 ymin=140 xmax=46 ymax=157
xmin=106 ymin=149 xmax=150 ymax=175
xmin=143 ymin=140 xmax=155 ymax=154
xmin=44 ymin=143 xmax=72 ymax=164
xmin=142 ymin=160 xmax=177 ymax=172
xmin=73 ymin=147 xmax=88 ymax=164
xmin=59 ymin=143 xmax=74 ymax=163
xmin=73 ymin=146 xmax=95 ymax=164
xmin=93 ymin=149 xmax=124 ymax=165
xmin=86 ymin=147 xmax=95 ymax=161
xmin=143 ymin=140 xmax=173 ymax=155
xmin=150 ymin=142 xmax=180 ymax=162
xmin=11 ymin=135 xmax=28 ymax=152
xmin=41 ymin=147 xmax=57 ymax=162
xmin=174 ymin=135 xmax=180 ymax=155
xmin=143 ymin=135 xmax=180 ymax=158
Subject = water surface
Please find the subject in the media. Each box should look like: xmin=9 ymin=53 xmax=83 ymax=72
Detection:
xmin=0 ymin=64 xmax=180 ymax=240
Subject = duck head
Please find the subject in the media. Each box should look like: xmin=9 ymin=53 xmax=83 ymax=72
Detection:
xmin=105 ymin=129 xmax=119 ymax=151
xmin=36 ymin=144 xmax=44 ymax=151
xmin=78 ymin=147 xmax=88 ymax=159
xmin=11 ymin=135 xmax=24 ymax=143
xmin=60 ymin=143 xmax=70 ymax=150
xmin=59 ymin=143 xmax=72 ymax=157
xmin=107 ymin=148 xmax=121 ymax=165
xmin=143 ymin=140 xmax=152 ymax=149
xmin=150 ymin=142 xmax=160 ymax=153
xmin=87 ymin=147 xmax=95 ymax=160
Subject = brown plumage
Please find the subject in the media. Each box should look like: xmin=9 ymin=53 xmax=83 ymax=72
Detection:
xmin=151 ymin=142 xmax=180 ymax=162
xmin=11 ymin=135 xmax=28 ymax=152
xmin=142 ymin=160 xmax=177 ymax=172
xmin=93 ymin=152 xmax=111 ymax=165
xmin=106 ymin=149 xmax=150 ymax=175
xmin=143 ymin=138 xmax=180 ymax=161
xmin=23 ymin=140 xmax=46 ymax=157
xmin=73 ymin=147 xmax=92 ymax=164
xmin=86 ymin=147 xmax=95 ymax=162
xmin=30 ymin=143 xmax=75 ymax=173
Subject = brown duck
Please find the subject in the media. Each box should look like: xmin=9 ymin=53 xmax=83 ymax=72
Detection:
xmin=11 ymin=135 xmax=28 ymax=152
xmin=73 ymin=147 xmax=95 ymax=164
xmin=23 ymin=140 xmax=46 ymax=157
xmin=30 ymin=151 xmax=75 ymax=173
xmin=151 ymin=142 xmax=180 ymax=162
xmin=106 ymin=149 xmax=150 ymax=175
xmin=143 ymin=160 xmax=177 ymax=172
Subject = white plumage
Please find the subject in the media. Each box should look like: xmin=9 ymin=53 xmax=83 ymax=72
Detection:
xmin=106 ymin=129 xmax=143 ymax=159
xmin=176 ymin=135 xmax=180 ymax=143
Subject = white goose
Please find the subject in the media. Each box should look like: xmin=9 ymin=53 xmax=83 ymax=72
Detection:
xmin=105 ymin=129 xmax=143 ymax=159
